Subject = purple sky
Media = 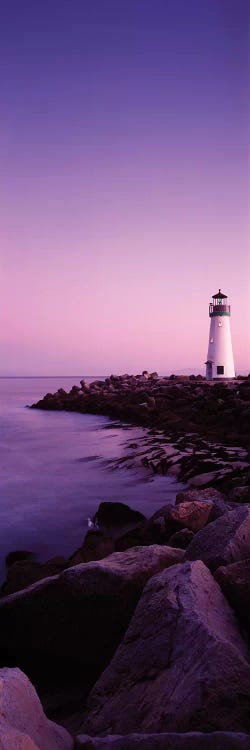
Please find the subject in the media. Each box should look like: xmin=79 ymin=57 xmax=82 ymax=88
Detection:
xmin=1 ymin=0 xmax=249 ymax=375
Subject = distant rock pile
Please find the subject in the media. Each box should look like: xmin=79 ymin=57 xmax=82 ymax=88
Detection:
xmin=31 ymin=372 xmax=250 ymax=451
xmin=31 ymin=373 xmax=250 ymax=491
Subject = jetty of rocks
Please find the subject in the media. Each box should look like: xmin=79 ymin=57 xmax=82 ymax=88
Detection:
xmin=1 ymin=373 xmax=250 ymax=748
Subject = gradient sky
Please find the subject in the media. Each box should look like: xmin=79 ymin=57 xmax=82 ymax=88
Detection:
xmin=0 ymin=0 xmax=249 ymax=375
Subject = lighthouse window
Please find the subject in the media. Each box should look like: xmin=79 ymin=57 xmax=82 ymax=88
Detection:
xmin=217 ymin=366 xmax=224 ymax=375
xmin=210 ymin=337 xmax=214 ymax=343
xmin=218 ymin=321 xmax=222 ymax=327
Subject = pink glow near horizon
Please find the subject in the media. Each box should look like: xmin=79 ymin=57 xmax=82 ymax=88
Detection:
xmin=0 ymin=1 xmax=249 ymax=375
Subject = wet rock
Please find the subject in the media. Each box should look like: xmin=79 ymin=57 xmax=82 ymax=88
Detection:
xmin=2 ymin=557 xmax=66 ymax=596
xmin=5 ymin=550 xmax=35 ymax=569
xmin=94 ymin=502 xmax=145 ymax=528
xmin=0 ymin=667 xmax=73 ymax=750
xmin=82 ymin=560 xmax=250 ymax=735
xmin=115 ymin=518 xmax=164 ymax=551
xmin=215 ymin=559 xmax=250 ymax=638
xmin=68 ymin=531 xmax=115 ymax=566
xmin=185 ymin=507 xmax=250 ymax=571
xmin=0 ymin=546 xmax=183 ymax=705
xmin=168 ymin=528 xmax=194 ymax=549
xmin=75 ymin=733 xmax=250 ymax=750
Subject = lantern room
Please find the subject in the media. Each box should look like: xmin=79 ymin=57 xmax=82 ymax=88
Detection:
xmin=209 ymin=289 xmax=231 ymax=317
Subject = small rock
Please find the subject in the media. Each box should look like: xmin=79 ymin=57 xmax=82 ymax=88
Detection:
xmin=5 ymin=550 xmax=35 ymax=569
xmin=168 ymin=528 xmax=194 ymax=549
xmin=68 ymin=531 xmax=115 ymax=566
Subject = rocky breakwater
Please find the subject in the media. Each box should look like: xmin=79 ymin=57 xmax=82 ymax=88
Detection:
xmin=1 ymin=489 xmax=250 ymax=747
xmin=31 ymin=373 xmax=250 ymax=490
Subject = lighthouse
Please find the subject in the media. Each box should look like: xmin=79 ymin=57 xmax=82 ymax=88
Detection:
xmin=205 ymin=289 xmax=235 ymax=380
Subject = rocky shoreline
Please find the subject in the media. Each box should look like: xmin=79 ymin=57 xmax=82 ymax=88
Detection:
xmin=1 ymin=374 xmax=250 ymax=749
xmin=30 ymin=373 xmax=250 ymax=486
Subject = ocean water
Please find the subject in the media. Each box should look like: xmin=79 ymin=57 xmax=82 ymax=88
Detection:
xmin=0 ymin=377 xmax=184 ymax=581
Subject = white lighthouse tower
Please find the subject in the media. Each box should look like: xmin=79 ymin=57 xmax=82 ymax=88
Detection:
xmin=205 ymin=289 xmax=235 ymax=380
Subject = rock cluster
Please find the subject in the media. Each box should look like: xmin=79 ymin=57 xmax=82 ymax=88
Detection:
xmin=1 ymin=487 xmax=250 ymax=747
xmin=31 ymin=374 xmax=250 ymax=491
xmin=1 ymin=373 xmax=250 ymax=748
xmin=31 ymin=374 xmax=250 ymax=455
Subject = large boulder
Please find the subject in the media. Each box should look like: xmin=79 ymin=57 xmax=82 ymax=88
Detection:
xmin=215 ymin=559 xmax=250 ymax=637
xmin=175 ymin=488 xmax=226 ymax=505
xmin=184 ymin=507 xmax=250 ymax=571
xmin=175 ymin=488 xmax=234 ymax=520
xmin=0 ymin=546 xmax=183 ymax=701
xmin=0 ymin=667 xmax=72 ymax=750
xmin=82 ymin=561 xmax=250 ymax=735
xmin=75 ymin=733 xmax=250 ymax=749
xmin=164 ymin=500 xmax=213 ymax=533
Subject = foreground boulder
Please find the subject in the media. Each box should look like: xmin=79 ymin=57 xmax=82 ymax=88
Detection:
xmin=76 ymin=733 xmax=250 ymax=749
xmin=0 ymin=667 xmax=72 ymax=750
xmin=82 ymin=561 xmax=250 ymax=735
xmin=0 ymin=546 xmax=183 ymax=701
xmin=215 ymin=559 xmax=250 ymax=637
xmin=184 ymin=507 xmax=250 ymax=571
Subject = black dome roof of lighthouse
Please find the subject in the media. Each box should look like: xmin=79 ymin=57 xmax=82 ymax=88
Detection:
xmin=212 ymin=288 xmax=227 ymax=299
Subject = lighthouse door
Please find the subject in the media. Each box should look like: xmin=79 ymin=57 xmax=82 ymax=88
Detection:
xmin=206 ymin=361 xmax=213 ymax=380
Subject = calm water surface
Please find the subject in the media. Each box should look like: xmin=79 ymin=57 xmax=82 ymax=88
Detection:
xmin=0 ymin=377 xmax=184 ymax=580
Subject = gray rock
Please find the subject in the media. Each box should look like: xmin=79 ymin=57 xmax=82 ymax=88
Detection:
xmin=0 ymin=667 xmax=73 ymax=750
xmin=75 ymin=733 xmax=250 ymax=750
xmin=185 ymin=507 xmax=250 ymax=571
xmin=82 ymin=561 xmax=250 ymax=735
